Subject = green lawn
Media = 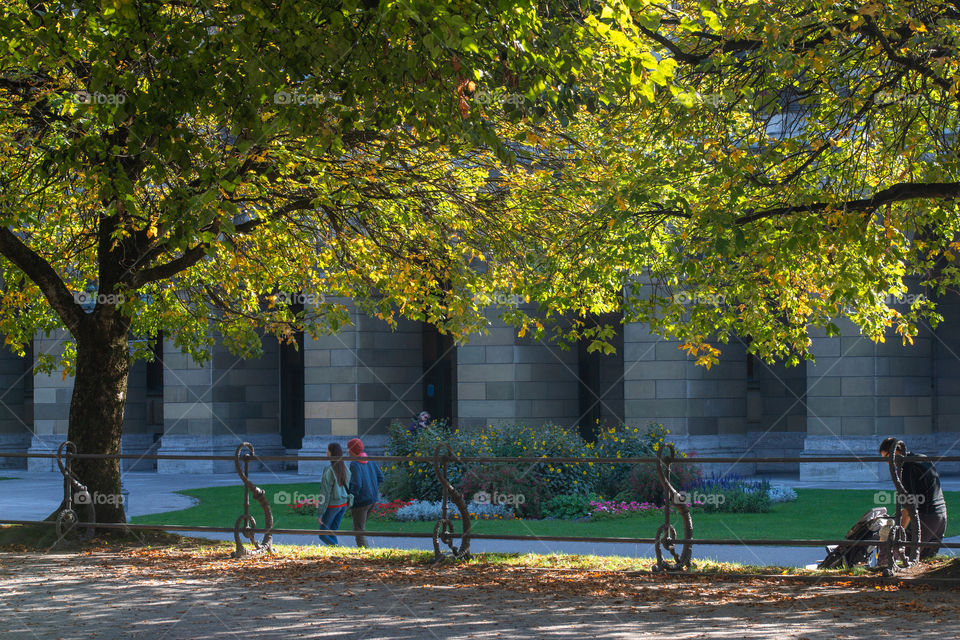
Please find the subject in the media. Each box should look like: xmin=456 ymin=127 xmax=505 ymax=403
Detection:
xmin=131 ymin=484 xmax=960 ymax=542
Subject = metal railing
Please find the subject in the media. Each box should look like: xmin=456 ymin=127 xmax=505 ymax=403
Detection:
xmin=1 ymin=440 xmax=958 ymax=577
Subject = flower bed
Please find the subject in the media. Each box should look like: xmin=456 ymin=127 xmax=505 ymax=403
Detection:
xmin=588 ymin=499 xmax=663 ymax=520
xmin=393 ymin=499 xmax=516 ymax=522
xmin=381 ymin=420 xmax=692 ymax=506
xmin=370 ymin=498 xmax=415 ymax=520
xmin=290 ymin=498 xmax=320 ymax=516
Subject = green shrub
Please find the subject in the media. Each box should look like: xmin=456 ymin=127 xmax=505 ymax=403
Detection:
xmin=381 ymin=421 xmax=466 ymax=501
xmin=457 ymin=462 xmax=546 ymax=518
xmin=465 ymin=423 xmax=598 ymax=499
xmin=542 ymin=493 xmax=601 ymax=520
xmin=623 ymin=458 xmax=703 ymax=506
xmin=592 ymin=423 xmax=670 ymax=498
xmin=381 ymin=420 xmax=701 ymax=512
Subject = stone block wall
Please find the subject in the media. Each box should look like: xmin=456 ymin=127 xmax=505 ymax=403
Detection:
xmin=299 ymin=302 xmax=418 ymax=474
xmin=157 ymin=334 xmax=284 ymax=473
xmin=456 ymin=312 xmax=579 ymax=430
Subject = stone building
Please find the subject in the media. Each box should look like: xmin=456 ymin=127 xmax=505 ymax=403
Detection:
xmin=2 ymin=297 xmax=959 ymax=481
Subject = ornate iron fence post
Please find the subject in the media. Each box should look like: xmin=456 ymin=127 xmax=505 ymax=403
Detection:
xmin=432 ymin=443 xmax=471 ymax=561
xmin=231 ymin=442 xmax=273 ymax=558
xmin=653 ymin=443 xmax=693 ymax=572
xmin=55 ymin=441 xmax=95 ymax=540
xmin=880 ymin=440 xmax=920 ymax=573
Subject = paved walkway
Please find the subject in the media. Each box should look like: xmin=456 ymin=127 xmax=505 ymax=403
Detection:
xmin=6 ymin=549 xmax=958 ymax=639
xmin=1 ymin=470 xmax=957 ymax=567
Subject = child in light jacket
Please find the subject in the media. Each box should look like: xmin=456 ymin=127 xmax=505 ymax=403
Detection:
xmin=317 ymin=442 xmax=352 ymax=546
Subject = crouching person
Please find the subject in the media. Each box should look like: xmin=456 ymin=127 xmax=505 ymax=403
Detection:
xmin=879 ymin=437 xmax=948 ymax=559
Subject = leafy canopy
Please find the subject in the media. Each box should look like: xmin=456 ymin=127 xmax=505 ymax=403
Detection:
xmin=529 ymin=0 xmax=960 ymax=365
xmin=0 ymin=0 xmax=656 ymax=369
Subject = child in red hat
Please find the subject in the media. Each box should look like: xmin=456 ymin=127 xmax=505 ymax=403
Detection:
xmin=346 ymin=437 xmax=383 ymax=547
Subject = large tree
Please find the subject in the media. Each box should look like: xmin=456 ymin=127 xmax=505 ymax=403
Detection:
xmin=517 ymin=0 xmax=960 ymax=367
xmin=0 ymin=1 xmax=657 ymax=524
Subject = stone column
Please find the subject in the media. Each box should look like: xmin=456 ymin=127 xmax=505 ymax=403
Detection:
xmin=623 ymin=322 xmax=751 ymax=475
xmin=299 ymin=302 xmax=419 ymax=474
xmin=457 ymin=315 xmax=519 ymax=429
xmin=157 ymin=335 xmax=283 ymax=473
xmin=456 ymin=311 xmax=579 ymax=431
xmin=801 ymin=317 xmax=934 ymax=481
xmin=27 ymin=331 xmax=72 ymax=471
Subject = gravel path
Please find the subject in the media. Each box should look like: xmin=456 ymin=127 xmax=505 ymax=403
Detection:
xmin=2 ymin=547 xmax=959 ymax=639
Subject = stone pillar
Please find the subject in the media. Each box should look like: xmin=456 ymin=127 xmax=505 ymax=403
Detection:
xmin=623 ymin=322 xmax=751 ymax=475
xmin=457 ymin=315 xmax=520 ymax=429
xmin=298 ymin=323 xmax=351 ymax=475
xmin=800 ymin=316 xmax=935 ymax=481
xmin=456 ymin=312 xmax=579 ymax=431
xmin=157 ymin=334 xmax=284 ymax=473
xmin=622 ymin=322 xmax=687 ymax=434
xmin=356 ymin=314 xmax=422 ymax=439
xmin=513 ymin=327 xmax=580 ymax=428
xmin=298 ymin=302 xmax=416 ymax=474
xmin=27 ymin=331 xmax=72 ymax=471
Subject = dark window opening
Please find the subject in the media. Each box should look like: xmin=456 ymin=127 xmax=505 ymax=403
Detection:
xmin=22 ymin=340 xmax=33 ymax=401
xmin=279 ymin=303 xmax=305 ymax=450
xmin=422 ymin=323 xmax=457 ymax=426
xmin=145 ymin=333 xmax=164 ymax=427
xmin=146 ymin=333 xmax=163 ymax=395
xmin=577 ymin=313 xmax=625 ymax=442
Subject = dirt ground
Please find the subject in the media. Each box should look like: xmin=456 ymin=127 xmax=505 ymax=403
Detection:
xmin=2 ymin=547 xmax=959 ymax=639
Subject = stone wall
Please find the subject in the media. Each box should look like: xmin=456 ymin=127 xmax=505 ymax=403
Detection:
xmin=298 ymin=302 xmax=417 ymax=474
xmin=456 ymin=312 xmax=579 ymax=431
xmin=27 ymin=331 xmax=72 ymax=471
xmin=157 ymin=334 xmax=284 ymax=473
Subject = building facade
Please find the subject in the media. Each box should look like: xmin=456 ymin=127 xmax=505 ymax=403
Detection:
xmin=2 ymin=298 xmax=959 ymax=481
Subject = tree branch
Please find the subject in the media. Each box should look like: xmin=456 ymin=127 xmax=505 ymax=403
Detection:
xmin=0 ymin=227 xmax=85 ymax=335
xmin=128 ymin=217 xmax=265 ymax=288
xmin=735 ymin=181 xmax=960 ymax=224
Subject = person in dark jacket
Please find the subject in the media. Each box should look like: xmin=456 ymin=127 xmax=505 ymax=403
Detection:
xmin=879 ymin=437 xmax=948 ymax=559
xmin=347 ymin=437 xmax=383 ymax=548
xmin=409 ymin=411 xmax=431 ymax=436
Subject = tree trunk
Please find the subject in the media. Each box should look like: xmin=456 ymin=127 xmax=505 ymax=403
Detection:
xmin=66 ymin=318 xmax=130 ymax=525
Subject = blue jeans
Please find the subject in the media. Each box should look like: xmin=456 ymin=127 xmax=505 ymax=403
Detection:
xmin=318 ymin=505 xmax=346 ymax=546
